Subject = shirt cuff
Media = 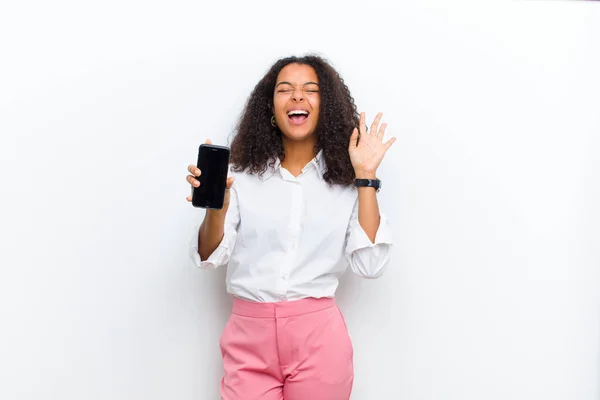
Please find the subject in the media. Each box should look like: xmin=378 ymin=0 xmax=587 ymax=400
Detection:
xmin=346 ymin=213 xmax=393 ymax=255
xmin=189 ymin=225 xmax=236 ymax=269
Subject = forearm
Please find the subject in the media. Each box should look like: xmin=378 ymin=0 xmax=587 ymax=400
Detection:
xmin=198 ymin=208 xmax=227 ymax=260
xmin=355 ymin=169 xmax=381 ymax=243
xmin=357 ymin=187 xmax=381 ymax=243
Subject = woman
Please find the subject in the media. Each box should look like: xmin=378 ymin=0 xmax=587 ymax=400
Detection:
xmin=185 ymin=54 xmax=395 ymax=400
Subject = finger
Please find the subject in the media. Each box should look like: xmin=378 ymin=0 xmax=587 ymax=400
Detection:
xmin=187 ymin=165 xmax=201 ymax=176
xmin=377 ymin=123 xmax=387 ymax=141
xmin=186 ymin=195 xmax=192 ymax=202
xmin=349 ymin=127 xmax=359 ymax=148
xmin=359 ymin=112 xmax=366 ymax=135
xmin=384 ymin=137 xmax=397 ymax=151
xmin=225 ymin=176 xmax=235 ymax=189
xmin=187 ymin=175 xmax=200 ymax=187
xmin=205 ymin=138 xmax=212 ymax=145
xmin=370 ymin=112 xmax=383 ymax=136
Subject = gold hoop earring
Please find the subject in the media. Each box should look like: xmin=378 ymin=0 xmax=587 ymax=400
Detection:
xmin=271 ymin=115 xmax=277 ymax=127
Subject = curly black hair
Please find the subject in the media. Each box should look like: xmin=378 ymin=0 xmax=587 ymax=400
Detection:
xmin=228 ymin=54 xmax=359 ymax=186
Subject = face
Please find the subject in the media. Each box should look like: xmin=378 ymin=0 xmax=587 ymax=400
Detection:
xmin=272 ymin=63 xmax=321 ymax=142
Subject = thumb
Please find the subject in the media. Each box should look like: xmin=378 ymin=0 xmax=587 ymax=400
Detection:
xmin=349 ymin=127 xmax=359 ymax=149
xmin=205 ymin=138 xmax=213 ymax=145
xmin=226 ymin=176 xmax=235 ymax=189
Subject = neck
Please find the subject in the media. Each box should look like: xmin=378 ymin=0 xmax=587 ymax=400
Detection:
xmin=281 ymin=136 xmax=317 ymax=176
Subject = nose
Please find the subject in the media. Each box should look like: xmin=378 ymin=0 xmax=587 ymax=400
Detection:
xmin=292 ymin=88 xmax=304 ymax=102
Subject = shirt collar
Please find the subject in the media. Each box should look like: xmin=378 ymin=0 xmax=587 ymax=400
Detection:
xmin=260 ymin=149 xmax=326 ymax=181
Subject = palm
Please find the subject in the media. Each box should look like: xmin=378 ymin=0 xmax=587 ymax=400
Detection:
xmin=348 ymin=112 xmax=396 ymax=176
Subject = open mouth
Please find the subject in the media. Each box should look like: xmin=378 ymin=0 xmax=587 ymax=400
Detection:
xmin=287 ymin=109 xmax=309 ymax=125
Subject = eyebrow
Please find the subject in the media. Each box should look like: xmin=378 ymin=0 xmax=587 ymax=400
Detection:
xmin=275 ymin=81 xmax=320 ymax=88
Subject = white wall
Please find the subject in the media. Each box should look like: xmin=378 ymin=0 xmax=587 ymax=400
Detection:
xmin=1 ymin=1 xmax=599 ymax=399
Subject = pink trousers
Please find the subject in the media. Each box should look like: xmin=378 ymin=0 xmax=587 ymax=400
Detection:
xmin=219 ymin=297 xmax=354 ymax=400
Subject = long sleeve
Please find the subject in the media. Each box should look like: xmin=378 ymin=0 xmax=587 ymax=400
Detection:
xmin=189 ymin=181 xmax=240 ymax=269
xmin=344 ymin=198 xmax=393 ymax=279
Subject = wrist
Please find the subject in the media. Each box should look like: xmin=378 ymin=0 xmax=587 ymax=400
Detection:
xmin=354 ymin=177 xmax=382 ymax=192
xmin=206 ymin=207 xmax=228 ymax=220
xmin=354 ymin=170 xmax=377 ymax=180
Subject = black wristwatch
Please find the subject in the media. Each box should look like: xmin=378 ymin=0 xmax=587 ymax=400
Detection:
xmin=354 ymin=178 xmax=382 ymax=192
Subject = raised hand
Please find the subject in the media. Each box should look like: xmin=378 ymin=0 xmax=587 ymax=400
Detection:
xmin=186 ymin=139 xmax=234 ymax=207
xmin=348 ymin=112 xmax=396 ymax=179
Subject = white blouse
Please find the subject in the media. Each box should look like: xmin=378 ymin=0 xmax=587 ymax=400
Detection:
xmin=189 ymin=151 xmax=393 ymax=302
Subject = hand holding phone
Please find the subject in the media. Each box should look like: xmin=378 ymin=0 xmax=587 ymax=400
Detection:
xmin=185 ymin=139 xmax=234 ymax=210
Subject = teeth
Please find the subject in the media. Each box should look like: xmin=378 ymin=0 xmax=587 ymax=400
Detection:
xmin=287 ymin=110 xmax=309 ymax=116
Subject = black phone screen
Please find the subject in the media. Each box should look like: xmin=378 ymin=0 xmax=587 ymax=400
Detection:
xmin=192 ymin=144 xmax=230 ymax=209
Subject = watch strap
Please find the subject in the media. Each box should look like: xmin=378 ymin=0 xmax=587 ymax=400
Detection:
xmin=354 ymin=178 xmax=381 ymax=192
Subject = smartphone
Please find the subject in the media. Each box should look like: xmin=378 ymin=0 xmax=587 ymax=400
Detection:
xmin=191 ymin=144 xmax=230 ymax=210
